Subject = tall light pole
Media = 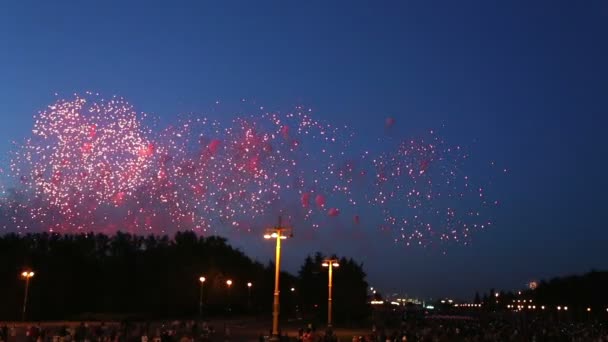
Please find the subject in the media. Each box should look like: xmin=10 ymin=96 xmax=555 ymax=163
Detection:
xmin=199 ymin=276 xmax=206 ymax=317
xmin=247 ymin=282 xmax=253 ymax=311
xmin=322 ymin=259 xmax=340 ymax=328
xmin=226 ymin=279 xmax=233 ymax=313
xmin=21 ymin=270 xmax=35 ymax=321
xmin=264 ymin=216 xmax=292 ymax=341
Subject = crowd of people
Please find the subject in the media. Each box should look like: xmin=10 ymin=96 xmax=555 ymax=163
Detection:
xmin=348 ymin=318 xmax=608 ymax=342
xmin=0 ymin=321 xmax=223 ymax=342
xmin=1 ymin=317 xmax=607 ymax=342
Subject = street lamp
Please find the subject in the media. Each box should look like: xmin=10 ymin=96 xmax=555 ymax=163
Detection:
xmin=21 ymin=270 xmax=35 ymax=321
xmin=247 ymin=282 xmax=253 ymax=311
xmin=264 ymin=216 xmax=293 ymax=341
xmin=226 ymin=279 xmax=233 ymax=313
xmin=199 ymin=276 xmax=206 ymax=316
xmin=322 ymin=258 xmax=340 ymax=328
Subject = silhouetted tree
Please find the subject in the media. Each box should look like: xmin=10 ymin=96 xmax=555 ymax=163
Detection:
xmin=0 ymin=232 xmax=275 ymax=320
xmin=472 ymin=271 xmax=608 ymax=314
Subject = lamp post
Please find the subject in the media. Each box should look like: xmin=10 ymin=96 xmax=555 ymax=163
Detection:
xmin=226 ymin=279 xmax=233 ymax=313
xmin=264 ymin=216 xmax=292 ymax=341
xmin=322 ymin=259 xmax=340 ymax=328
xmin=199 ymin=276 xmax=206 ymax=317
xmin=21 ymin=270 xmax=35 ymax=321
xmin=247 ymin=282 xmax=253 ymax=311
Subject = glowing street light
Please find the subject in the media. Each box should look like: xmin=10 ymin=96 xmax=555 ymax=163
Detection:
xmin=199 ymin=276 xmax=206 ymax=316
xmin=225 ymin=279 xmax=233 ymax=313
xmin=322 ymin=258 xmax=340 ymax=328
xmin=21 ymin=270 xmax=34 ymax=321
xmin=247 ymin=282 xmax=253 ymax=310
xmin=264 ymin=216 xmax=293 ymax=341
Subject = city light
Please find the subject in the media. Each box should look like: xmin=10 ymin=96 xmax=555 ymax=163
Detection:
xmin=247 ymin=282 xmax=252 ymax=288
xmin=226 ymin=279 xmax=232 ymax=287
xmin=199 ymin=276 xmax=206 ymax=283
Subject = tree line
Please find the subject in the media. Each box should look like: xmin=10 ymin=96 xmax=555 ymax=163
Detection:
xmin=475 ymin=270 xmax=608 ymax=313
xmin=0 ymin=232 xmax=369 ymax=324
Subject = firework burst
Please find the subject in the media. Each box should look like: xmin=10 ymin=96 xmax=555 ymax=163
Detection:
xmin=1 ymin=93 xmax=504 ymax=247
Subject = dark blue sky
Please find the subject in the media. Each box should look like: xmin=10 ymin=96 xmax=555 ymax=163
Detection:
xmin=1 ymin=1 xmax=607 ymax=299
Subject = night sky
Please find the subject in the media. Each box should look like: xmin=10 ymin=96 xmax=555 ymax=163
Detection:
xmin=1 ymin=1 xmax=607 ymax=299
